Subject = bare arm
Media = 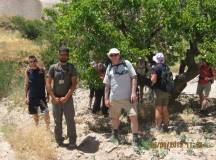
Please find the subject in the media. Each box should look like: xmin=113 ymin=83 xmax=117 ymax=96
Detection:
xmin=104 ymin=83 xmax=111 ymax=107
xmin=43 ymin=70 xmax=50 ymax=101
xmin=104 ymin=84 xmax=110 ymax=100
xmin=151 ymin=74 xmax=157 ymax=85
xmin=65 ymin=76 xmax=77 ymax=99
xmin=24 ymin=70 xmax=29 ymax=99
xmin=131 ymin=76 xmax=137 ymax=95
xmin=130 ymin=76 xmax=137 ymax=103
xmin=46 ymin=76 xmax=55 ymax=99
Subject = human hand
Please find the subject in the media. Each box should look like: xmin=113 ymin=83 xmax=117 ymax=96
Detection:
xmin=25 ymin=97 xmax=29 ymax=105
xmin=105 ymin=99 xmax=111 ymax=108
xmin=59 ymin=96 xmax=68 ymax=104
xmin=51 ymin=97 xmax=60 ymax=104
xmin=130 ymin=93 xmax=137 ymax=103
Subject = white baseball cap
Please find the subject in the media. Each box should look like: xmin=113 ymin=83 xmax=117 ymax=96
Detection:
xmin=107 ymin=48 xmax=120 ymax=56
xmin=153 ymin=52 xmax=165 ymax=63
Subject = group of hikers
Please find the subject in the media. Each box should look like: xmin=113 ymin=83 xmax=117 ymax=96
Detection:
xmin=24 ymin=47 xmax=215 ymax=152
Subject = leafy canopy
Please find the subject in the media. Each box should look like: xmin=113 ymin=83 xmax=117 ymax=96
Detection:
xmin=42 ymin=0 xmax=216 ymax=72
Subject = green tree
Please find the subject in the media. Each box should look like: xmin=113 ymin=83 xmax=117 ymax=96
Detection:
xmin=42 ymin=0 xmax=216 ymax=98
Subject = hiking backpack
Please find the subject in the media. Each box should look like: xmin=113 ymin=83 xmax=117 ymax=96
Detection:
xmin=107 ymin=60 xmax=128 ymax=72
xmin=160 ymin=64 xmax=174 ymax=93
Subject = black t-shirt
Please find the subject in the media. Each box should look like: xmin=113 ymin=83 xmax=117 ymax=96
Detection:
xmin=27 ymin=68 xmax=46 ymax=98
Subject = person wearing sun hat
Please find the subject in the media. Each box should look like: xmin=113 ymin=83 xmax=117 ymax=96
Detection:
xmin=151 ymin=52 xmax=172 ymax=133
xmin=103 ymin=48 xmax=140 ymax=152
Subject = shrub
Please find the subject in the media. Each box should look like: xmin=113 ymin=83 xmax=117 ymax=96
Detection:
xmin=0 ymin=61 xmax=18 ymax=96
xmin=11 ymin=16 xmax=44 ymax=40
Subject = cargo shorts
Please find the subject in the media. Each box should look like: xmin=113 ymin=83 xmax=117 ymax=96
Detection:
xmin=109 ymin=99 xmax=137 ymax=118
xmin=154 ymin=89 xmax=170 ymax=106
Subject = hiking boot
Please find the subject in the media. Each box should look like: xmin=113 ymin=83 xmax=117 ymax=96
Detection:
xmin=67 ymin=143 xmax=77 ymax=150
xmin=132 ymin=140 xmax=140 ymax=154
xmin=199 ymin=109 xmax=208 ymax=116
xmin=57 ymin=141 xmax=64 ymax=147
xmin=109 ymin=134 xmax=121 ymax=145
xmin=103 ymin=112 xmax=109 ymax=118
xmin=109 ymin=130 xmax=121 ymax=145
xmin=161 ymin=124 xmax=169 ymax=133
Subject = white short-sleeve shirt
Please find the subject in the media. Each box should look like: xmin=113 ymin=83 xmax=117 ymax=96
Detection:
xmin=103 ymin=60 xmax=137 ymax=101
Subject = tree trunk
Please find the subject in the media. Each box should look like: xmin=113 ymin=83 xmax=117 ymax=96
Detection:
xmin=171 ymin=41 xmax=200 ymax=99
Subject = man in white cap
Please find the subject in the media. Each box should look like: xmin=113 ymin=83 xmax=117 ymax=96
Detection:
xmin=151 ymin=52 xmax=173 ymax=132
xmin=103 ymin=48 xmax=139 ymax=152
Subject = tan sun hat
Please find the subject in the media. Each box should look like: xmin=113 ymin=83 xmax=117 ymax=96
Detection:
xmin=107 ymin=48 xmax=120 ymax=56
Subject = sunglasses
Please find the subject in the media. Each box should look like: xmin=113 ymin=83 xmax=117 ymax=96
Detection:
xmin=110 ymin=54 xmax=119 ymax=57
xmin=29 ymin=60 xmax=37 ymax=63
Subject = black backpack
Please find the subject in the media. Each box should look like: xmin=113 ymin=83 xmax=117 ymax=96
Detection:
xmin=107 ymin=60 xmax=128 ymax=72
xmin=160 ymin=64 xmax=174 ymax=93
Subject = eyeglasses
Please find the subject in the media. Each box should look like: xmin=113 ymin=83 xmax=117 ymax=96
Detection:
xmin=110 ymin=54 xmax=119 ymax=57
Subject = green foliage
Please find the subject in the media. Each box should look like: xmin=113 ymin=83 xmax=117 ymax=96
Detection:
xmin=0 ymin=61 xmax=18 ymax=96
xmin=186 ymin=146 xmax=194 ymax=156
xmin=140 ymin=138 xmax=152 ymax=150
xmin=42 ymin=0 xmax=216 ymax=77
xmin=151 ymin=149 xmax=169 ymax=159
xmin=41 ymin=47 xmax=58 ymax=69
xmin=82 ymin=66 xmax=104 ymax=89
xmin=179 ymin=134 xmax=187 ymax=143
xmin=11 ymin=16 xmax=45 ymax=40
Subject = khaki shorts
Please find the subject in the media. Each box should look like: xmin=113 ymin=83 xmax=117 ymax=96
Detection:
xmin=154 ymin=89 xmax=170 ymax=106
xmin=110 ymin=100 xmax=137 ymax=118
xmin=196 ymin=82 xmax=211 ymax=97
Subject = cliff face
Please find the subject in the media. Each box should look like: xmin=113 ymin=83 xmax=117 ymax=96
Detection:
xmin=0 ymin=0 xmax=60 ymax=19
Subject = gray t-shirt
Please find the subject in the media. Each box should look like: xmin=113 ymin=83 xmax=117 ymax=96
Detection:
xmin=103 ymin=60 xmax=137 ymax=101
xmin=48 ymin=63 xmax=77 ymax=97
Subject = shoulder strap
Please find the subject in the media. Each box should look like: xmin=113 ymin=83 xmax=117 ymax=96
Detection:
xmin=108 ymin=63 xmax=112 ymax=72
xmin=108 ymin=60 xmax=129 ymax=72
xmin=54 ymin=63 xmax=59 ymax=70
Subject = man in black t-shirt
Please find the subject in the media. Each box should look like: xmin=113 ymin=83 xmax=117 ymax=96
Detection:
xmin=24 ymin=55 xmax=50 ymax=129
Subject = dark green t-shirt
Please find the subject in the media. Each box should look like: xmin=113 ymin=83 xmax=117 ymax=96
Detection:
xmin=48 ymin=63 xmax=77 ymax=97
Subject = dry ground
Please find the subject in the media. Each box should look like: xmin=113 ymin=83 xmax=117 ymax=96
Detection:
xmin=1 ymin=85 xmax=216 ymax=160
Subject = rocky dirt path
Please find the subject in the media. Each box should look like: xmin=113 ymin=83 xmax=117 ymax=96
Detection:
xmin=0 ymin=132 xmax=16 ymax=160
xmin=0 ymin=79 xmax=215 ymax=160
xmin=0 ymin=100 xmax=16 ymax=160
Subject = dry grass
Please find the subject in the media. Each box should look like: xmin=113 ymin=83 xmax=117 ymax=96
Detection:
xmin=0 ymin=28 xmax=42 ymax=61
xmin=1 ymin=124 xmax=57 ymax=160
